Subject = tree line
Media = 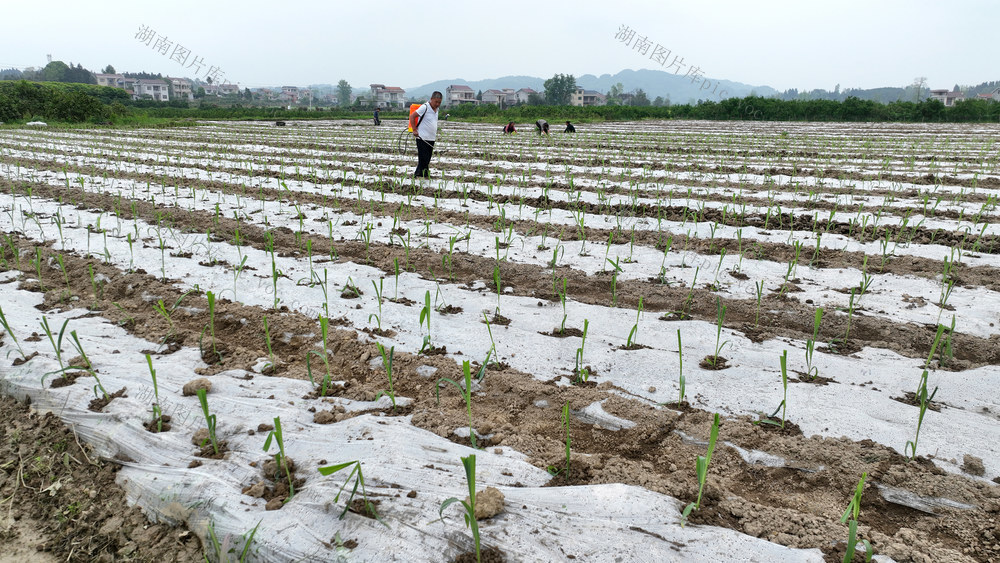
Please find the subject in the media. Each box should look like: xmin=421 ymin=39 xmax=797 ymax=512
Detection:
xmin=443 ymin=96 xmax=1000 ymax=123
xmin=0 ymin=81 xmax=130 ymax=123
xmin=3 ymin=79 xmax=1000 ymax=124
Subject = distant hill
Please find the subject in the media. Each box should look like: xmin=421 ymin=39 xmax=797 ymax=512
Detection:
xmin=406 ymin=68 xmax=776 ymax=103
xmin=406 ymin=75 xmax=545 ymax=100
xmin=575 ymin=68 xmax=776 ymax=103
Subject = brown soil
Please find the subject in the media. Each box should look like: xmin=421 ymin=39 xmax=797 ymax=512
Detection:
xmin=699 ymin=356 xmax=730 ymax=370
xmin=0 ymin=395 xmax=202 ymax=562
xmin=454 ymin=545 xmax=505 ymax=563
xmin=88 ymin=387 xmax=127 ymax=412
xmin=144 ymin=415 xmax=173 ymax=433
xmin=242 ymin=457 xmax=305 ymax=511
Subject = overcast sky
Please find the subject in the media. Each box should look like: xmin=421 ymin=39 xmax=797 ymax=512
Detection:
xmin=1 ymin=0 xmax=993 ymax=92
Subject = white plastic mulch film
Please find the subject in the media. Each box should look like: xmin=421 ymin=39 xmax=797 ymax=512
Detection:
xmin=0 ymin=276 xmax=823 ymax=562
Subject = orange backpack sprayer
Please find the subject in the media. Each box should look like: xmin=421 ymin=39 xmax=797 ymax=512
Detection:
xmin=407 ymin=103 xmax=422 ymax=132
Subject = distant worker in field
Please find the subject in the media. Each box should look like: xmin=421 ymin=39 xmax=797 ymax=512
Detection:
xmin=373 ymin=107 xmax=381 ymax=126
xmin=503 ymin=121 xmax=516 ymax=134
xmin=410 ymin=91 xmax=443 ymax=178
xmin=535 ymin=119 xmax=549 ymax=135
xmin=564 ymin=120 xmax=575 ymax=133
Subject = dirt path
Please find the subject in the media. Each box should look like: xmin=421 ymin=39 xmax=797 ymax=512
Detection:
xmin=0 ymin=395 xmax=203 ymax=562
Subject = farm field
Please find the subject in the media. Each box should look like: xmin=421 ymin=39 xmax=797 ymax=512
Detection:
xmin=1 ymin=118 xmax=999 ymax=562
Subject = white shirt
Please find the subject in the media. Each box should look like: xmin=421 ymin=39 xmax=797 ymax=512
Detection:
xmin=414 ymin=102 xmax=439 ymax=141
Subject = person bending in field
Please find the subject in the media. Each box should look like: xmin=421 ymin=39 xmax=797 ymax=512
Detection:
xmin=535 ymin=119 xmax=549 ymax=135
xmin=564 ymin=120 xmax=575 ymax=133
xmin=503 ymin=121 xmax=516 ymax=134
xmin=373 ymin=107 xmax=381 ymax=126
xmin=410 ymin=91 xmax=443 ymax=178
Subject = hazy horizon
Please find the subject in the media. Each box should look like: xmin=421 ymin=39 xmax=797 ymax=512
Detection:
xmin=1 ymin=0 xmax=993 ymax=92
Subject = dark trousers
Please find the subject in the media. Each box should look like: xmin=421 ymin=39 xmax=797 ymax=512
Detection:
xmin=414 ymin=138 xmax=435 ymax=178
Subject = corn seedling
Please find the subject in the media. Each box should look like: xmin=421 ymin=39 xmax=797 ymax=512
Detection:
xmin=677 ymin=329 xmax=686 ymax=404
xmin=840 ymin=472 xmax=873 ymax=562
xmin=757 ymin=351 xmax=789 ymax=429
xmin=804 ymin=308 xmax=823 ymax=379
xmin=145 ymin=354 xmax=165 ymax=432
xmin=607 ymin=257 xmax=622 ymax=307
xmin=263 ymin=416 xmax=295 ymax=502
xmin=196 ymin=388 xmax=219 ymax=455
xmin=601 ymin=230 xmax=615 ymax=271
xmin=391 ymin=258 xmax=402 ymax=300
xmin=419 ymin=290 xmax=432 ymax=353
xmin=340 ymin=276 xmax=362 ymax=299
xmin=87 ymin=264 xmax=104 ymax=308
xmin=0 ymin=305 xmax=27 ymax=360
xmin=439 ymin=454 xmax=482 ymax=563
xmin=33 ymin=247 xmax=45 ymax=291
xmin=492 ymin=264 xmax=502 ymax=315
xmin=374 ymin=343 xmax=397 ymax=412
xmin=680 ymin=267 xmax=700 ymax=317
xmin=681 ymin=413 xmax=720 ymax=526
xmin=905 ymin=326 xmax=945 ymax=460
xmin=206 ymin=516 xmax=262 ymax=563
xmin=856 ymin=256 xmax=874 ymax=307
xmin=318 ymin=269 xmax=330 ymax=317
xmin=481 ymin=312 xmax=498 ymax=367
xmin=266 ymin=232 xmax=282 ymax=310
xmin=436 ymin=360 xmax=486 ymax=448
xmin=40 ymin=316 xmax=70 ymax=373
xmin=368 ymin=279 xmax=384 ymax=330
xmin=317 ymin=460 xmax=382 ymax=522
xmin=626 ymin=297 xmax=644 ymax=348
xmin=753 ymin=281 xmax=764 ymax=327
xmin=708 ymin=298 xmax=729 ymax=368
xmin=68 ymin=331 xmax=109 ymax=400
xmin=306 ymin=316 xmax=335 ymax=397
xmin=53 ymin=254 xmax=71 ymax=296
xmin=938 ymin=315 xmax=956 ymax=368
xmin=557 ymin=277 xmax=569 ymax=333
xmin=547 ymin=402 xmax=572 ymax=478
xmin=574 ymin=319 xmax=590 ymax=382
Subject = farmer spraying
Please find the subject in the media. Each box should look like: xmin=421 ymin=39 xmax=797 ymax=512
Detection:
xmin=410 ymin=91 xmax=443 ymax=178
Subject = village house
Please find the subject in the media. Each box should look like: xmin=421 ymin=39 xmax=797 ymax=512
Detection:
xmin=482 ymin=88 xmax=519 ymax=107
xmin=133 ymin=79 xmax=169 ymax=102
xmin=218 ymin=83 xmax=241 ymax=97
xmin=95 ymin=73 xmax=125 ymax=89
xmin=975 ymin=87 xmax=1000 ymax=102
xmin=929 ymin=89 xmax=965 ymax=107
xmin=515 ymin=88 xmax=537 ymax=104
xmin=280 ymin=86 xmax=299 ymax=104
xmin=445 ymin=84 xmax=477 ymax=107
xmin=571 ymin=88 xmax=607 ymax=106
xmin=369 ymin=84 xmax=407 ymax=108
xmin=166 ymin=77 xmax=193 ymax=100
